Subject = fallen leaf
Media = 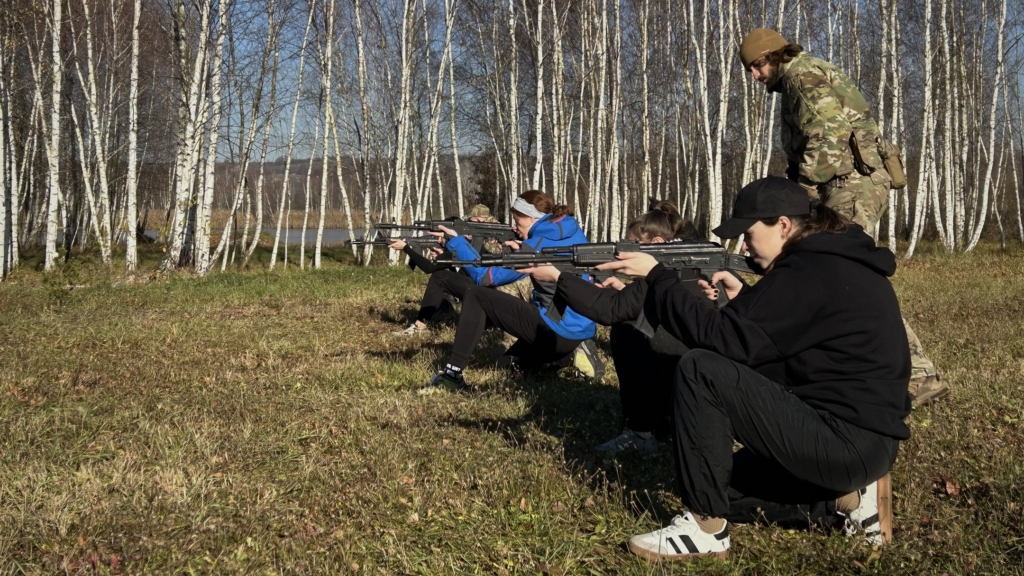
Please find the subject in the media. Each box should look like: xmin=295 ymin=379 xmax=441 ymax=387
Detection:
xmin=551 ymin=501 xmax=566 ymax=513
xmin=519 ymin=497 xmax=529 ymax=511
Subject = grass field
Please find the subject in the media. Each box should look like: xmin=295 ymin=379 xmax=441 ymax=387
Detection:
xmin=0 ymin=243 xmax=1022 ymax=574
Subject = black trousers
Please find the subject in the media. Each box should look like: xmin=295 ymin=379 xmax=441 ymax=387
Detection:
xmin=416 ymin=270 xmax=475 ymax=323
xmin=609 ymin=325 xmax=679 ymax=437
xmin=673 ymin=349 xmax=900 ymax=529
xmin=448 ymin=284 xmax=581 ymax=369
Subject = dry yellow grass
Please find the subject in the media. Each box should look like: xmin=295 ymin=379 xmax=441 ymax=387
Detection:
xmin=0 ymin=242 xmax=1021 ymax=573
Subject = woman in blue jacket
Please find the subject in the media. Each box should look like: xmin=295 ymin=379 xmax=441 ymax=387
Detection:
xmin=422 ymin=191 xmax=599 ymax=392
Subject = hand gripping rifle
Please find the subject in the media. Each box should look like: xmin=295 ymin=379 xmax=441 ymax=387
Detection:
xmin=436 ymin=239 xmax=752 ymax=309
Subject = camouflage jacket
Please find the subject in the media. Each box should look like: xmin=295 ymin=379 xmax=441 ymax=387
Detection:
xmin=771 ymin=52 xmax=885 ymax=186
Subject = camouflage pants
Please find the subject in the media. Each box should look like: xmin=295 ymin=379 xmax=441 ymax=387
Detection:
xmin=495 ymin=275 xmax=534 ymax=302
xmin=495 ymin=276 xmax=535 ymax=347
xmin=824 ymin=170 xmax=939 ymax=381
xmin=821 ymin=169 xmax=891 ymax=238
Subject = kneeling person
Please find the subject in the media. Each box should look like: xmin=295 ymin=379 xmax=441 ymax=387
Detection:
xmin=600 ymin=177 xmax=909 ymax=560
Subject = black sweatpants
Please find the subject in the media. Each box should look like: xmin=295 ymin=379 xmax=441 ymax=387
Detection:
xmin=448 ymin=284 xmax=581 ymax=369
xmin=609 ymin=324 xmax=679 ymax=437
xmin=416 ymin=270 xmax=475 ymax=323
xmin=673 ymin=349 xmax=900 ymax=529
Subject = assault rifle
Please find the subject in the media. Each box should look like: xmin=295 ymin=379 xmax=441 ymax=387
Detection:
xmin=436 ymin=240 xmax=752 ymax=309
xmin=349 ymin=232 xmax=440 ymax=249
xmin=351 ymin=218 xmax=516 ymax=253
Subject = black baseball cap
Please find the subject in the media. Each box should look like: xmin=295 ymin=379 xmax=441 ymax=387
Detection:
xmin=712 ymin=176 xmax=811 ymax=239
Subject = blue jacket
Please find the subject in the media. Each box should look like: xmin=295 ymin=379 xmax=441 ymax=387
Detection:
xmin=446 ymin=214 xmax=597 ymax=341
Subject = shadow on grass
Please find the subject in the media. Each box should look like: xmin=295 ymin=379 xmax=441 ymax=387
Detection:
xmin=446 ymin=361 xmax=680 ymax=523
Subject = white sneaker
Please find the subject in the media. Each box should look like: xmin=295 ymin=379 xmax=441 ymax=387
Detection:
xmin=393 ymin=322 xmax=428 ymax=336
xmin=841 ymin=473 xmax=892 ymax=546
xmin=628 ymin=512 xmax=730 ymax=562
xmin=593 ymin=429 xmax=658 ymax=456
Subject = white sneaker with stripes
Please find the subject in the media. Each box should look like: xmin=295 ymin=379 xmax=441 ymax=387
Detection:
xmin=627 ymin=512 xmax=730 ymax=562
xmin=842 ymin=473 xmax=892 ymax=546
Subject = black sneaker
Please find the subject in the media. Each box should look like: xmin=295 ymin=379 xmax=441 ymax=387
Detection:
xmin=573 ymin=339 xmax=605 ymax=379
xmin=418 ymin=371 xmax=466 ymax=395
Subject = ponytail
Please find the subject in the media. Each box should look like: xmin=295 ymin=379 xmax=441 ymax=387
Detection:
xmin=514 ymin=190 xmax=574 ymax=218
xmin=761 ymin=201 xmax=850 ymax=268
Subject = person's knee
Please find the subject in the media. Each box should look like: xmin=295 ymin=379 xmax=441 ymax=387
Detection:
xmin=675 ymin=349 xmax=737 ymax=403
xmin=463 ymin=284 xmax=483 ymax=303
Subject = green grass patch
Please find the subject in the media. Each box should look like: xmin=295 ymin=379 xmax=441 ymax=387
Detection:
xmin=1 ymin=243 xmax=1022 ymax=574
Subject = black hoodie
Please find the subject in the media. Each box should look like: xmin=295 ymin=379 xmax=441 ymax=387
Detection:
xmin=646 ymin=225 xmax=911 ymax=439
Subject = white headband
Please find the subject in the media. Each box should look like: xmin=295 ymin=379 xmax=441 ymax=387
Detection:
xmin=511 ymin=197 xmax=548 ymax=219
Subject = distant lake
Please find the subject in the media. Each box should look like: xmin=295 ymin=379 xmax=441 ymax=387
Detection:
xmin=141 ymin=228 xmax=361 ymax=245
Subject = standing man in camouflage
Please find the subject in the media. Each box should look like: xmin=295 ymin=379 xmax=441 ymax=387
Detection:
xmin=739 ymin=28 xmax=947 ymax=407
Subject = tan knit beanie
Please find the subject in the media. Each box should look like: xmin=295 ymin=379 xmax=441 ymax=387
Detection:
xmin=740 ymin=28 xmax=789 ymax=68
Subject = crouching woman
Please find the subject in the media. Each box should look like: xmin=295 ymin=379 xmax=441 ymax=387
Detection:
xmin=599 ymin=176 xmax=910 ymax=561
xmin=421 ymin=190 xmax=598 ymax=392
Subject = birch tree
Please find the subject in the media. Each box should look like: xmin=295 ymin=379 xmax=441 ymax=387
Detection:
xmin=43 ymin=0 xmax=63 ymax=271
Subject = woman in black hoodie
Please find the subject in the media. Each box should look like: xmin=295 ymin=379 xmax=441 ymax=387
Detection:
xmin=600 ymin=177 xmax=911 ymax=562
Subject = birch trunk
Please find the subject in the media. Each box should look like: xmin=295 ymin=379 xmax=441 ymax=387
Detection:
xmin=390 ymin=0 xmax=416 ymax=260
xmin=43 ymin=0 xmax=64 ymax=271
xmin=354 ymin=0 xmax=375 ymax=263
xmin=445 ymin=0 xmax=464 ymax=216
xmin=530 ymin=0 xmax=545 ymax=191
xmin=271 ymin=0 xmax=316 ymax=270
xmin=163 ymin=0 xmax=213 ymax=270
xmin=965 ymin=0 xmax=1008 ymax=251
xmin=905 ymin=0 xmax=934 ymax=258
xmin=125 ymin=0 xmax=142 ymax=272
xmin=507 ymin=0 xmax=520 ymax=201
xmin=314 ymin=0 xmax=336 ymax=269
xmin=196 ymin=0 xmax=231 ymax=275
xmin=0 ymin=46 xmax=7 ymax=279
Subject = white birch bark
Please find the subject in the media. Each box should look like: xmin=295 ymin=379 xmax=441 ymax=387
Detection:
xmin=640 ymin=0 xmax=651 ymax=203
xmin=314 ymin=0 xmax=336 ymax=269
xmin=163 ymin=0 xmax=213 ymax=270
xmin=607 ymin=0 xmax=623 ymax=241
xmin=965 ymin=0 xmax=1008 ymax=252
xmin=507 ymin=0 xmax=520 ymax=200
xmin=938 ymin=0 xmax=955 ymax=249
xmin=0 ymin=45 xmax=7 ymax=279
xmin=444 ymin=0 xmax=464 ymax=216
xmin=270 ymin=0 xmax=313 ymax=270
xmin=243 ymin=25 xmax=281 ymax=267
xmin=125 ymin=0 xmax=142 ymax=272
xmin=905 ymin=0 xmax=935 ymax=258
xmin=302 ymin=119 xmax=321 ymax=269
xmin=390 ymin=0 xmax=416 ymax=249
xmin=43 ymin=0 xmax=64 ymax=271
xmin=68 ymin=0 xmax=114 ymax=264
xmin=354 ymin=0 xmax=375 ymax=263
xmin=529 ymin=0 xmax=545 ymax=191
xmin=196 ymin=0 xmax=231 ymax=275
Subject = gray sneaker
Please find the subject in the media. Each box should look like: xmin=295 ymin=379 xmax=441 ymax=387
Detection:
xmin=593 ymin=429 xmax=658 ymax=456
xmin=418 ymin=371 xmax=466 ymax=395
xmin=573 ymin=339 xmax=605 ymax=379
